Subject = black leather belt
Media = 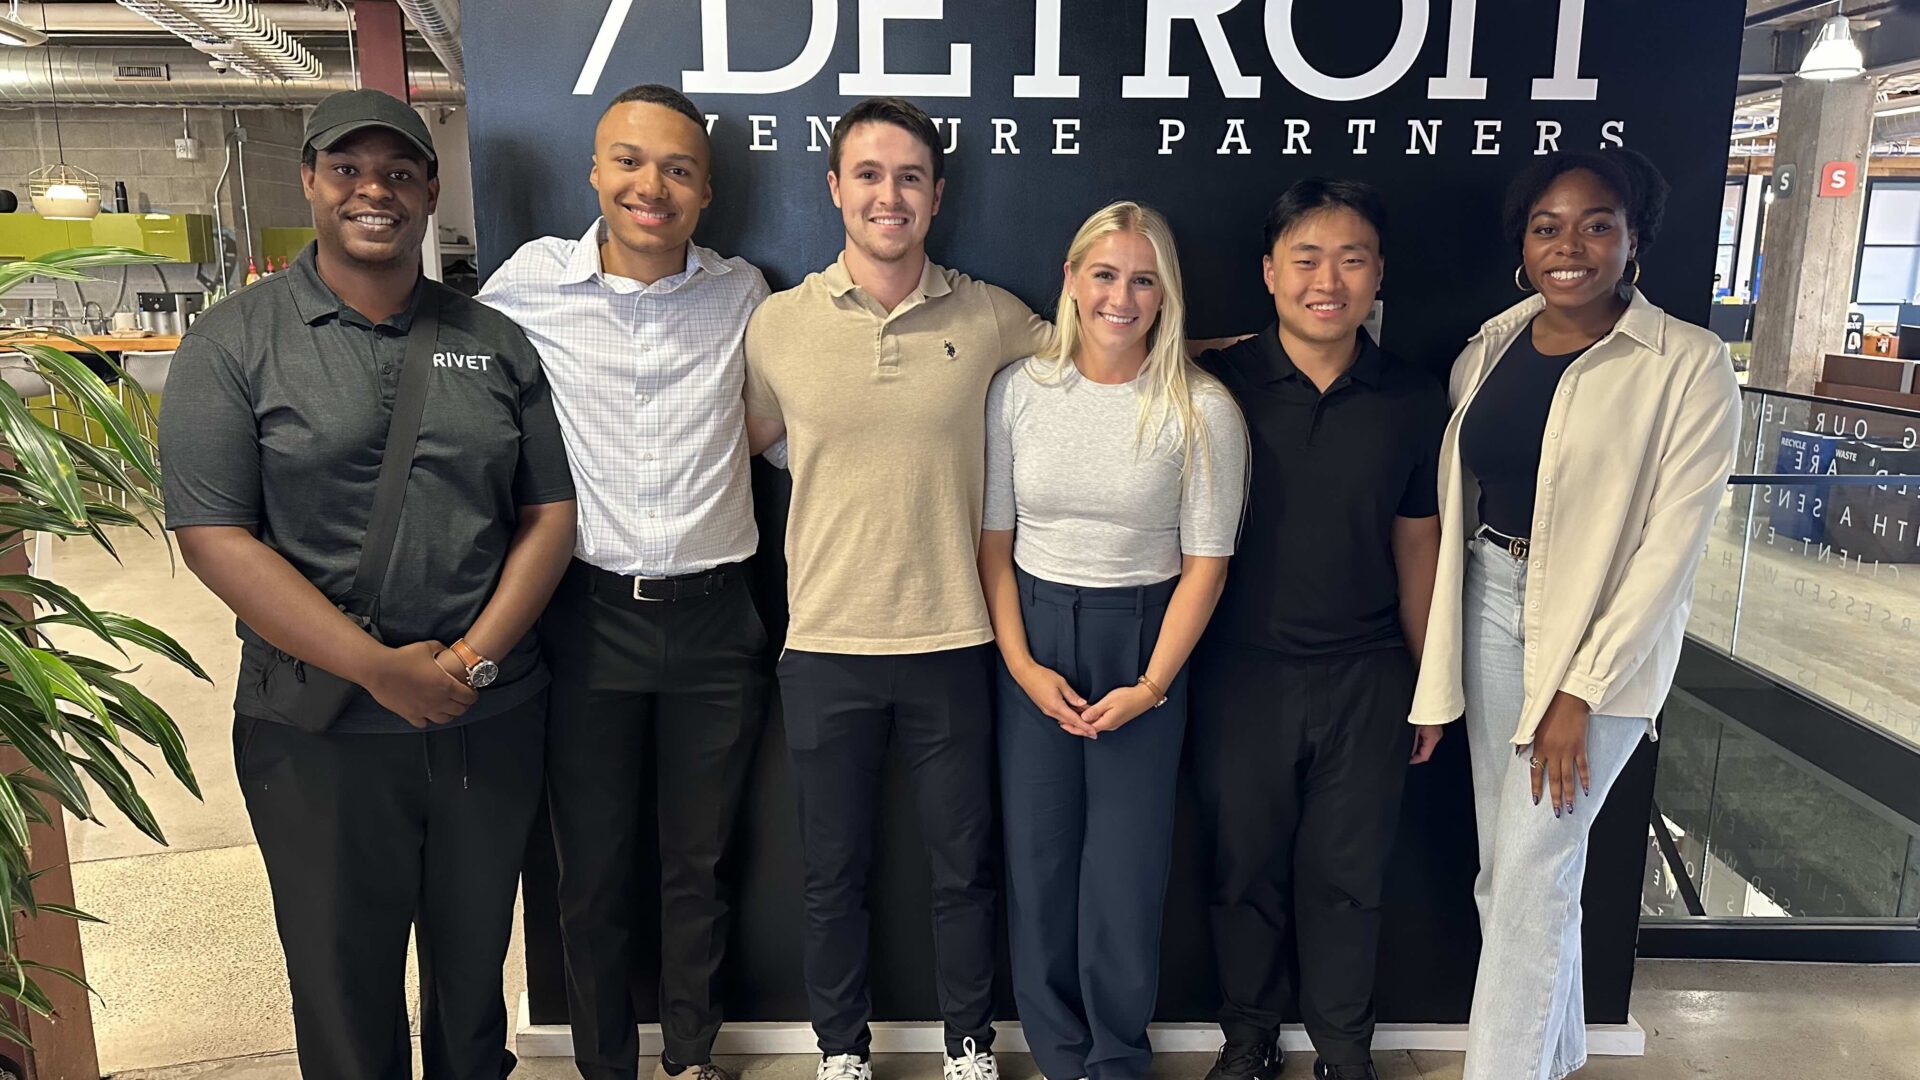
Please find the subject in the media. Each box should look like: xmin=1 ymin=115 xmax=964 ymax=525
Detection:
xmin=1475 ymin=524 xmax=1531 ymax=560
xmin=585 ymin=561 xmax=739 ymax=602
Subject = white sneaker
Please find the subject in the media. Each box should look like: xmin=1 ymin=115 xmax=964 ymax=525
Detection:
xmin=818 ymin=1054 xmax=872 ymax=1080
xmin=943 ymin=1038 xmax=998 ymax=1080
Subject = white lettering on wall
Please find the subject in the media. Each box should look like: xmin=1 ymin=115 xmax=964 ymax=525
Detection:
xmin=807 ymin=115 xmax=840 ymax=152
xmin=1349 ymin=117 xmax=1377 ymax=154
xmin=1535 ymin=119 xmax=1562 ymax=155
xmin=1266 ymin=0 xmax=1428 ymax=102
xmin=1054 ymin=117 xmax=1082 ymax=154
xmin=1015 ymin=0 xmax=1079 ymax=97
xmin=1533 ymin=0 xmax=1598 ymax=100
xmin=1407 ymin=118 xmax=1441 ymax=155
xmin=932 ymin=117 xmax=963 ymax=153
xmin=992 ymin=118 xmax=1020 ymax=154
xmin=1123 ymin=0 xmax=1260 ymax=99
xmin=840 ymin=0 xmax=972 ymax=97
xmin=1601 ymin=119 xmax=1626 ymax=147
xmin=1283 ymin=117 xmax=1312 ymax=154
xmin=1218 ymin=118 xmax=1252 ymax=155
xmin=749 ymin=114 xmax=779 ymax=150
xmin=1159 ymin=118 xmax=1186 ymax=155
xmin=1472 ymin=118 xmax=1501 ymax=155
xmin=1428 ymin=0 xmax=1487 ymax=99
xmin=679 ymin=0 xmax=837 ymax=95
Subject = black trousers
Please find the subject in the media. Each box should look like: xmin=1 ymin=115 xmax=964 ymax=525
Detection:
xmin=778 ymin=645 xmax=998 ymax=1059
xmin=236 ymin=702 xmax=547 ymax=1080
xmin=1189 ymin=644 xmax=1416 ymax=1067
xmin=542 ymin=559 xmax=769 ymax=1079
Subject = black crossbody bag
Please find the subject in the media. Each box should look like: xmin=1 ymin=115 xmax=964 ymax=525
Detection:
xmin=254 ymin=291 xmax=441 ymax=732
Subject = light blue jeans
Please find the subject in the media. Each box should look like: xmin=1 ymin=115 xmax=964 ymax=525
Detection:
xmin=1460 ymin=538 xmax=1649 ymax=1080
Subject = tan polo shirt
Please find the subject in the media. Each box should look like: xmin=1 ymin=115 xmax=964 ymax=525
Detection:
xmin=745 ymin=254 xmax=1054 ymax=654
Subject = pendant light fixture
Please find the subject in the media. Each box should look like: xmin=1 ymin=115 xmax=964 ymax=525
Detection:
xmin=26 ymin=8 xmax=101 ymax=221
xmin=1799 ymin=9 xmax=1866 ymax=82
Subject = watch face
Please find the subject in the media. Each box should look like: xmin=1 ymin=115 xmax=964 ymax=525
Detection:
xmin=468 ymin=660 xmax=500 ymax=688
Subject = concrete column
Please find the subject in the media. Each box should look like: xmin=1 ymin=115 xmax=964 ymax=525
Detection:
xmin=1748 ymin=75 xmax=1875 ymax=394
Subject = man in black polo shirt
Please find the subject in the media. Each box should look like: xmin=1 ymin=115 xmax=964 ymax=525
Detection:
xmin=159 ymin=90 xmax=577 ymax=1079
xmin=1192 ymin=179 xmax=1446 ymax=1080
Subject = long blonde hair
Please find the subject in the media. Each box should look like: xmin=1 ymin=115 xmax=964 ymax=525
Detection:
xmin=1032 ymin=200 xmax=1221 ymax=470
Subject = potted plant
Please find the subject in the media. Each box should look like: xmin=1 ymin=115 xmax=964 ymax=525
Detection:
xmin=0 ymin=246 xmax=205 ymax=1068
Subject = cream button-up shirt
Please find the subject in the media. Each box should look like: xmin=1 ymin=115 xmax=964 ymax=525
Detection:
xmin=1409 ymin=288 xmax=1742 ymax=745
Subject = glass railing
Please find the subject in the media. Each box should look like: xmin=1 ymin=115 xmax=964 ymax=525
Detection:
xmin=1646 ymin=385 xmax=1920 ymax=923
xmin=1689 ymin=386 xmax=1920 ymax=748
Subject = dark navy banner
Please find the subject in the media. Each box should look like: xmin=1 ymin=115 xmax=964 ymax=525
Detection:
xmin=467 ymin=0 xmax=1744 ymax=371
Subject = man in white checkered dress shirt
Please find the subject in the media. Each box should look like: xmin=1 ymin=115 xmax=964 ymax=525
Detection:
xmin=479 ymin=84 xmax=769 ymax=1080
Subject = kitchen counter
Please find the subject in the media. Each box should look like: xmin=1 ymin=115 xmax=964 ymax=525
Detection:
xmin=1 ymin=333 xmax=184 ymax=354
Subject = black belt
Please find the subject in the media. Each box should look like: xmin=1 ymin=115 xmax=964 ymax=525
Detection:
xmin=583 ymin=560 xmax=741 ymax=602
xmin=1475 ymin=524 xmax=1531 ymax=560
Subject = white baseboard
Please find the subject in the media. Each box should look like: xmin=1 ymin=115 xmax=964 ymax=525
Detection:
xmin=514 ymin=996 xmax=1646 ymax=1059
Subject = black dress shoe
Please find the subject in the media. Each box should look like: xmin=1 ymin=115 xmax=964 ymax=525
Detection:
xmin=1311 ymin=1061 xmax=1377 ymax=1080
xmin=1205 ymin=1040 xmax=1284 ymax=1080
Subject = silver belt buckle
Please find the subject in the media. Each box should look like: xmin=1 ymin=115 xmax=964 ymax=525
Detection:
xmin=1509 ymin=536 xmax=1530 ymax=560
xmin=632 ymin=576 xmax=667 ymax=602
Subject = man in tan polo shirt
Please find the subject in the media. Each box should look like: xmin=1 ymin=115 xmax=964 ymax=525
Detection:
xmin=743 ymin=97 xmax=1052 ymax=1080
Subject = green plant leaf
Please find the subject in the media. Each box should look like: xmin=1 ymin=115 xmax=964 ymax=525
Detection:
xmin=0 ymin=247 xmax=168 ymax=295
xmin=32 ymin=903 xmax=104 ymax=925
xmin=64 ymin=660 xmax=200 ymax=799
xmin=0 ymin=383 xmax=87 ymax=526
xmin=0 ymin=575 xmax=121 ymax=653
xmin=0 ymin=701 xmax=95 ymax=819
xmin=10 ymin=345 xmax=161 ymax=487
xmin=47 ymin=611 xmax=207 ymax=681
xmin=0 ymin=627 xmax=68 ymax=728
xmin=18 ymin=959 xmax=100 ymax=1002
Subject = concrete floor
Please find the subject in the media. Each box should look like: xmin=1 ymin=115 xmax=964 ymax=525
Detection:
xmin=98 ymin=961 xmax=1920 ymax=1079
xmin=37 ymin=527 xmax=1920 ymax=1079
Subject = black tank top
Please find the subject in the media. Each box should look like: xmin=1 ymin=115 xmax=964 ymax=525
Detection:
xmin=1459 ymin=322 xmax=1588 ymax=539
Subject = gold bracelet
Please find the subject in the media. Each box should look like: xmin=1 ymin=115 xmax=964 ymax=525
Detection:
xmin=1137 ymin=674 xmax=1167 ymax=707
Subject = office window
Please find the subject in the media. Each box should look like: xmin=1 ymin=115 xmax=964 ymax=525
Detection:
xmin=1855 ymin=178 xmax=1920 ymax=325
xmin=1716 ymin=178 xmax=1744 ymax=295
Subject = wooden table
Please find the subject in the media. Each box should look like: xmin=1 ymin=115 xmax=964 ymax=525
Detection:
xmin=1 ymin=333 xmax=183 ymax=353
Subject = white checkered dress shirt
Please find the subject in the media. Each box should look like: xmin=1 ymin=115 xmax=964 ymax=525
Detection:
xmin=480 ymin=220 xmax=768 ymax=577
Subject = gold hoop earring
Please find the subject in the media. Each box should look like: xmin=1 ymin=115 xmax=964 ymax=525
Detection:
xmin=1624 ymin=259 xmax=1642 ymax=288
xmin=1515 ymin=265 xmax=1533 ymax=293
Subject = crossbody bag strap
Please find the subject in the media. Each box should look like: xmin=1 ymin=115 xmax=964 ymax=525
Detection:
xmin=342 ymin=287 xmax=441 ymax=617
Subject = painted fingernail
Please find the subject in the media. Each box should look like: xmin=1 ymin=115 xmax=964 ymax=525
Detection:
xmin=1554 ymin=806 xmax=1561 ymax=818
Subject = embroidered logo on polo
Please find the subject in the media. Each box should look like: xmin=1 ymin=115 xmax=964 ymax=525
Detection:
xmin=433 ymin=351 xmax=493 ymax=371
xmin=943 ymin=340 xmax=957 ymax=360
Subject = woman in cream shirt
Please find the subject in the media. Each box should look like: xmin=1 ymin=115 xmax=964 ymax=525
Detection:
xmin=1409 ymin=150 xmax=1741 ymax=1080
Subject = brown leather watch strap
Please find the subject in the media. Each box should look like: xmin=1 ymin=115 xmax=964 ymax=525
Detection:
xmin=449 ymin=639 xmax=486 ymax=670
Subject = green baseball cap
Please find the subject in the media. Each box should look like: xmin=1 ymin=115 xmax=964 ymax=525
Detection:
xmin=304 ymin=89 xmax=436 ymax=162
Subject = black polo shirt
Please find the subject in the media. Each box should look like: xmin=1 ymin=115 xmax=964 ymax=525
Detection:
xmin=160 ymin=244 xmax=576 ymax=732
xmin=1197 ymin=325 xmax=1447 ymax=658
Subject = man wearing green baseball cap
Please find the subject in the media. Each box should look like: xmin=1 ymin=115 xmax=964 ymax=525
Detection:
xmin=161 ymin=88 xmax=579 ymax=1079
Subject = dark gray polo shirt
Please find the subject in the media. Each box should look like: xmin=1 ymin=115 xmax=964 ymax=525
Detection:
xmin=159 ymin=244 xmax=575 ymax=733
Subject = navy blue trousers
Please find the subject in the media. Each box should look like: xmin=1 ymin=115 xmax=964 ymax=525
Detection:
xmin=999 ymin=569 xmax=1186 ymax=1080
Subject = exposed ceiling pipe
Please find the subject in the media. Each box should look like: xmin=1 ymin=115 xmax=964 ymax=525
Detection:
xmin=113 ymin=0 xmax=322 ymax=81
xmin=0 ymin=47 xmax=459 ymax=106
xmin=395 ymin=0 xmax=460 ymax=83
xmin=12 ymin=3 xmax=352 ymax=32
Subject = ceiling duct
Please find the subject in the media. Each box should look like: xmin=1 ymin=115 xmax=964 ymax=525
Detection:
xmin=396 ymin=0 xmax=461 ymax=83
xmin=113 ymin=0 xmax=322 ymax=81
xmin=0 ymin=47 xmax=459 ymax=106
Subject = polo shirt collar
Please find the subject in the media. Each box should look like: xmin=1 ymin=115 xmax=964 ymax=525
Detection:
xmin=288 ymin=242 xmax=423 ymax=332
xmin=822 ymin=251 xmax=953 ymax=301
xmin=1472 ymin=285 xmax=1667 ymax=354
xmin=1252 ymin=323 xmax=1388 ymax=388
xmin=562 ymin=218 xmax=734 ymax=293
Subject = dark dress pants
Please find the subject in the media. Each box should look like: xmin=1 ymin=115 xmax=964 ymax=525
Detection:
xmin=999 ymin=570 xmax=1185 ymax=1080
xmin=542 ymin=560 xmax=770 ymax=1079
xmin=1189 ymin=644 xmax=1416 ymax=1067
xmin=778 ymin=644 xmax=998 ymax=1059
xmin=236 ymin=700 xmax=547 ymax=1080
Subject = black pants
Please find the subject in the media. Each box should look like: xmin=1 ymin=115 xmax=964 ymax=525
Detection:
xmin=778 ymin=645 xmax=998 ymax=1059
xmin=542 ymin=559 xmax=770 ymax=1078
xmin=1189 ymin=644 xmax=1416 ymax=1067
xmin=236 ymin=702 xmax=547 ymax=1080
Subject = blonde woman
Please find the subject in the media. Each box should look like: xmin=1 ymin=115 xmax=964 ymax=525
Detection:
xmin=979 ymin=201 xmax=1247 ymax=1080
